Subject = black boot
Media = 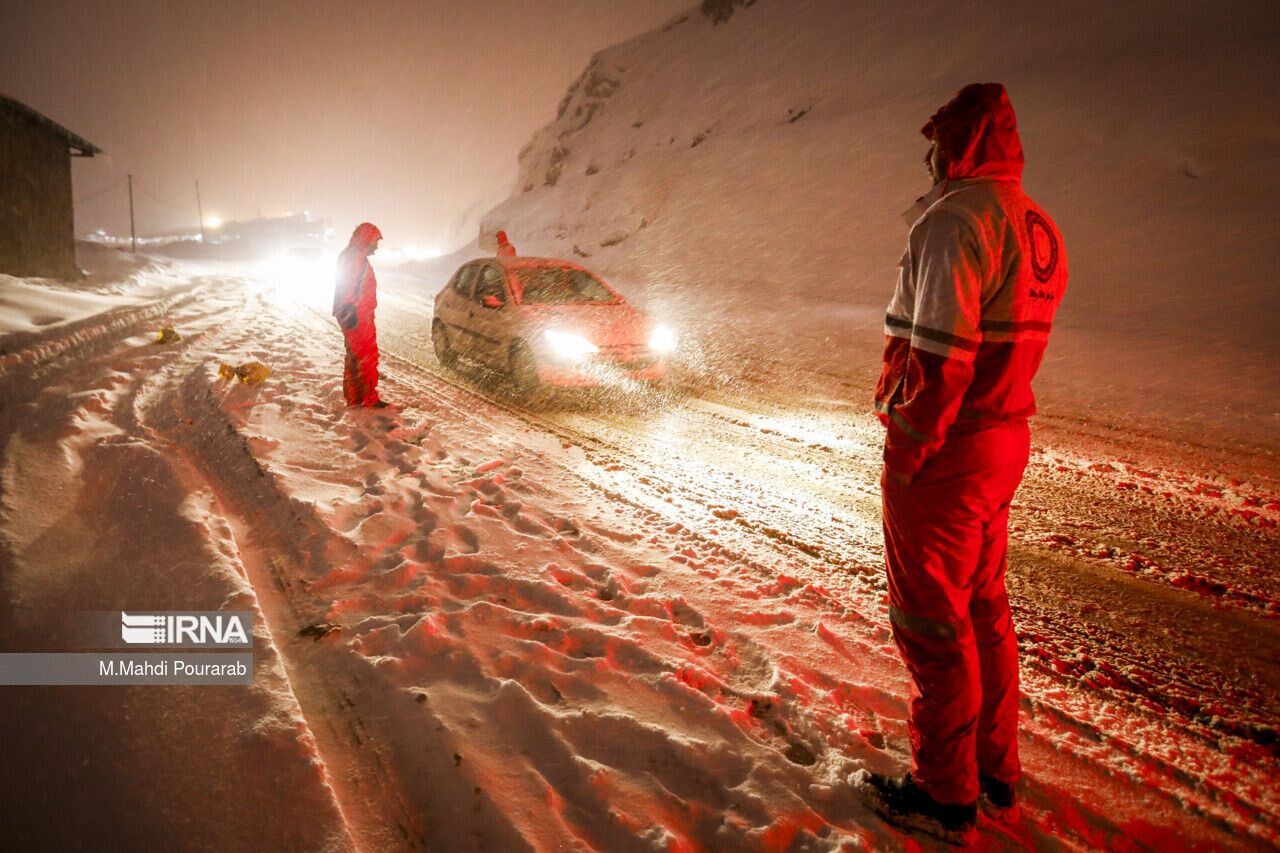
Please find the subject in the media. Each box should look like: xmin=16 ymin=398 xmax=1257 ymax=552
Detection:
xmin=860 ymin=772 xmax=977 ymax=844
xmin=980 ymin=774 xmax=1018 ymax=816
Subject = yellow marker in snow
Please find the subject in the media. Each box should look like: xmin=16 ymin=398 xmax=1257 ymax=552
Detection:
xmin=235 ymin=362 xmax=271 ymax=385
xmin=218 ymin=361 xmax=271 ymax=385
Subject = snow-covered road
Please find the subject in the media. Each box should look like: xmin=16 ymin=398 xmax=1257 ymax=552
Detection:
xmin=2 ymin=262 xmax=1276 ymax=849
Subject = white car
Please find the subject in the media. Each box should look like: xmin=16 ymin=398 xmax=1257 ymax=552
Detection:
xmin=432 ymin=257 xmax=673 ymax=392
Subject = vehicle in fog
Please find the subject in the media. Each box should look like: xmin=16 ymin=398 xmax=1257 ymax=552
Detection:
xmin=432 ymin=257 xmax=674 ymax=392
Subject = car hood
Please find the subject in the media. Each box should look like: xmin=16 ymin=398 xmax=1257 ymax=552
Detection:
xmin=522 ymin=302 xmax=651 ymax=347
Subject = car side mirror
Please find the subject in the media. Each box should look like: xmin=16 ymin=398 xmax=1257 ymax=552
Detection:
xmin=482 ymin=295 xmax=504 ymax=309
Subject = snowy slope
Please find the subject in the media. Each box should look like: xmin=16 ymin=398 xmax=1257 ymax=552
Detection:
xmin=479 ymin=0 xmax=1280 ymax=449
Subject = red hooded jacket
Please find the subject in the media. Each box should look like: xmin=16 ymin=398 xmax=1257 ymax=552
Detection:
xmin=875 ymin=84 xmax=1067 ymax=477
xmin=333 ymin=222 xmax=382 ymax=321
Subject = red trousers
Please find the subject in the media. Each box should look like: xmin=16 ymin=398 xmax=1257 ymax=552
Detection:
xmin=881 ymin=419 xmax=1030 ymax=805
xmin=340 ymin=316 xmax=381 ymax=407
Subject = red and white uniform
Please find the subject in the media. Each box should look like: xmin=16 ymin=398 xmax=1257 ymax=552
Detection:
xmin=874 ymin=84 xmax=1067 ymax=806
xmin=333 ymin=222 xmax=383 ymax=407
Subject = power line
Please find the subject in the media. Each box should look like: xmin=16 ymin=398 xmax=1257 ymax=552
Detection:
xmin=77 ymin=173 xmax=206 ymax=244
xmin=131 ymin=176 xmax=187 ymax=210
xmin=75 ymin=178 xmax=124 ymax=203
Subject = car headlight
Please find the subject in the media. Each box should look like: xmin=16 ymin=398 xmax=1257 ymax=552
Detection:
xmin=649 ymin=324 xmax=676 ymax=354
xmin=544 ymin=329 xmax=599 ymax=360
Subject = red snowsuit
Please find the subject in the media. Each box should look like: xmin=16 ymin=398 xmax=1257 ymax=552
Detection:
xmin=495 ymin=230 xmax=516 ymax=258
xmin=333 ymin=222 xmax=383 ymax=407
xmin=874 ymin=84 xmax=1068 ymax=805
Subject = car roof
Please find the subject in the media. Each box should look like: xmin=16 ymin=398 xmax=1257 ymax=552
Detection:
xmin=460 ymin=256 xmax=592 ymax=274
xmin=463 ymin=256 xmax=623 ymax=303
xmin=490 ymin=256 xmax=587 ymax=271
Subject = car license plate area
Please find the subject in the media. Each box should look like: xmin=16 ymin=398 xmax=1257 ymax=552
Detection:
xmin=597 ymin=344 xmax=655 ymax=370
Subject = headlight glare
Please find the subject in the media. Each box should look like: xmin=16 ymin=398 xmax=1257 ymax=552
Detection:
xmin=544 ymin=329 xmax=598 ymax=360
xmin=649 ymin=324 xmax=676 ymax=354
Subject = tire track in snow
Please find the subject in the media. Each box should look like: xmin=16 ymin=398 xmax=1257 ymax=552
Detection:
xmin=0 ymin=279 xmax=207 ymax=378
xmin=145 ymin=328 xmax=427 ymax=849
xmin=157 ymin=293 xmax=564 ymax=850
xmin=375 ymin=287 xmax=1280 ymax=616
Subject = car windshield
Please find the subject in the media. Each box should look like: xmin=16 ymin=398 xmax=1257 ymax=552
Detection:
xmin=515 ymin=267 xmax=616 ymax=304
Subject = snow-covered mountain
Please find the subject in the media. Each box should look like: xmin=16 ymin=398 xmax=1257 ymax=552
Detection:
xmin=480 ymin=0 xmax=1279 ymax=448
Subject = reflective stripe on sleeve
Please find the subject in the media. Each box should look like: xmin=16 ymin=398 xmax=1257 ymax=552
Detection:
xmin=890 ymin=409 xmax=937 ymax=444
xmin=884 ymin=314 xmax=913 ymax=339
xmin=885 ymin=315 xmax=981 ymax=353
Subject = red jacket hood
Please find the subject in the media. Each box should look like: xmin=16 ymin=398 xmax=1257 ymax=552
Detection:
xmin=922 ymin=83 xmax=1024 ymax=181
xmin=346 ymin=222 xmax=383 ymax=253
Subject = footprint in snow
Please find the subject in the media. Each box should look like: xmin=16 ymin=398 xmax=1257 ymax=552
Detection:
xmin=408 ymin=501 xmax=437 ymax=529
xmin=443 ymin=523 xmax=480 ymax=555
xmin=346 ymin=431 xmax=370 ymax=454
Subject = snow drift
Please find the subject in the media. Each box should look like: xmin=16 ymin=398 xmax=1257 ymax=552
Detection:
xmin=479 ymin=0 xmax=1280 ymax=449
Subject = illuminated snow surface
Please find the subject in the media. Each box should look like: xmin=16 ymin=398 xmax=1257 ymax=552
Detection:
xmin=2 ymin=1 xmax=1278 ymax=846
xmin=0 ymin=249 xmax=1275 ymax=849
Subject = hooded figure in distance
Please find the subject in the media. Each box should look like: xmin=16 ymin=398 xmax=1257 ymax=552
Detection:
xmin=495 ymin=230 xmax=516 ymax=258
xmin=865 ymin=83 xmax=1068 ymax=841
xmin=333 ymin=222 xmax=387 ymax=408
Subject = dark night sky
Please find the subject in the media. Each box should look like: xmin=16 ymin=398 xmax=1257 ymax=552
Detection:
xmin=0 ymin=0 xmax=691 ymax=248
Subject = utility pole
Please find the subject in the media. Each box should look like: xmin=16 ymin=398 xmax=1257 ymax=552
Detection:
xmin=127 ymin=173 xmax=137 ymax=253
xmin=195 ymin=180 xmax=206 ymax=243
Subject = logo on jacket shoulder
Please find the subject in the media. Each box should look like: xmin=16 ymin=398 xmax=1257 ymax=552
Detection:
xmin=1025 ymin=210 xmax=1059 ymax=283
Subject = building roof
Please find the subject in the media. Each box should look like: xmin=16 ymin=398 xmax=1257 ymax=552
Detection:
xmin=0 ymin=95 xmax=102 ymax=157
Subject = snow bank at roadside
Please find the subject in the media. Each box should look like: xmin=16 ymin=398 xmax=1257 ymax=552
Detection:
xmin=1 ymin=243 xmax=196 ymax=335
xmin=74 ymin=240 xmax=169 ymax=288
xmin=0 ymin=279 xmax=157 ymax=336
xmin=0 ymin=248 xmax=214 ymax=379
xmin=0 ymin=286 xmax=354 ymax=850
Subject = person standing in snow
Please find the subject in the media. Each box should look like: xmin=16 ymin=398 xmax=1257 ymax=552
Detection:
xmin=865 ymin=83 xmax=1067 ymax=839
xmin=495 ymin=230 xmax=516 ymax=258
xmin=332 ymin=222 xmax=389 ymax=408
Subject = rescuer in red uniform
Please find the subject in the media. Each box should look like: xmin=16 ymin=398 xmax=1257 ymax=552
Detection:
xmin=495 ymin=230 xmax=516 ymax=258
xmin=332 ymin=222 xmax=388 ymax=408
xmin=864 ymin=83 xmax=1068 ymax=840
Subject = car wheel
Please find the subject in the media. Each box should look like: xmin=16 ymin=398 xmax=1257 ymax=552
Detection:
xmin=432 ymin=320 xmax=456 ymax=369
xmin=509 ymin=340 xmax=540 ymax=395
